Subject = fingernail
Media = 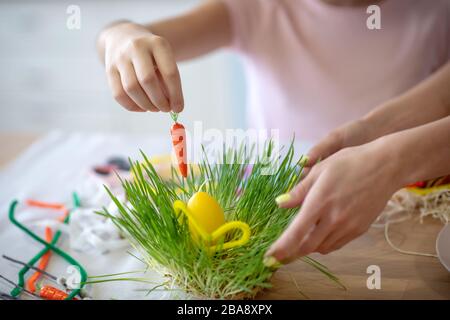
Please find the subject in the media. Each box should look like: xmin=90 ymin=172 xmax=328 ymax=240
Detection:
xmin=263 ymin=256 xmax=282 ymax=269
xmin=275 ymin=193 xmax=291 ymax=205
xmin=299 ymin=155 xmax=309 ymax=167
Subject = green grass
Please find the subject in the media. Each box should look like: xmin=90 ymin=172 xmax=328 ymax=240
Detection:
xmin=99 ymin=141 xmax=343 ymax=299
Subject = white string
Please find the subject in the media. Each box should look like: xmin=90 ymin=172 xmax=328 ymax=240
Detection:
xmin=376 ymin=188 xmax=450 ymax=258
xmin=384 ymin=220 xmax=438 ymax=258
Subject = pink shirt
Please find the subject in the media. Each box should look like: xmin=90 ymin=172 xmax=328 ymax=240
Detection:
xmin=222 ymin=0 xmax=450 ymax=142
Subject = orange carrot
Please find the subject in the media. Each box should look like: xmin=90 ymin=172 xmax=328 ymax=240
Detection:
xmin=26 ymin=199 xmax=69 ymax=221
xmin=26 ymin=200 xmax=65 ymax=210
xmin=171 ymin=122 xmax=188 ymax=178
xmin=39 ymin=285 xmax=77 ymax=300
xmin=25 ymin=201 xmax=69 ymax=293
xmin=27 ymin=227 xmax=53 ymax=292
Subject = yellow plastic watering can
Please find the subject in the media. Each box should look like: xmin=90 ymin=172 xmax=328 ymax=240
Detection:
xmin=173 ymin=192 xmax=251 ymax=252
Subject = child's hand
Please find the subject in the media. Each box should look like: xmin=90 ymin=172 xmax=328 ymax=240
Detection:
xmin=100 ymin=22 xmax=183 ymax=113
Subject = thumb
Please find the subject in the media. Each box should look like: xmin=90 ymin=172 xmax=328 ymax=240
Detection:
xmin=275 ymin=174 xmax=315 ymax=208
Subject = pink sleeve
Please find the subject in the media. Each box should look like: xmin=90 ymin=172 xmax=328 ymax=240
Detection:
xmin=220 ymin=0 xmax=262 ymax=52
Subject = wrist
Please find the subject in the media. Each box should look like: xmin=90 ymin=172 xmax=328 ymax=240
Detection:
xmin=366 ymin=135 xmax=408 ymax=191
xmin=361 ymin=105 xmax=390 ymax=142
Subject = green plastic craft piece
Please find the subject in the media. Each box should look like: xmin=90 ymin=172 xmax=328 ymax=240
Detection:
xmin=9 ymin=193 xmax=79 ymax=297
xmin=8 ymin=193 xmax=87 ymax=300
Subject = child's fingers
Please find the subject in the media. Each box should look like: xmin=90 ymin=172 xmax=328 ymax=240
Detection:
xmin=152 ymin=38 xmax=184 ymax=113
xmin=132 ymin=49 xmax=170 ymax=112
xmin=118 ymin=61 xmax=159 ymax=112
xmin=106 ymin=67 xmax=146 ymax=112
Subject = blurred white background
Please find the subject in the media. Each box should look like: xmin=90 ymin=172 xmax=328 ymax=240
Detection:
xmin=0 ymin=0 xmax=247 ymax=135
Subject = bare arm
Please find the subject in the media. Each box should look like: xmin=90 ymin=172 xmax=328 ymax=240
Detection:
xmin=363 ymin=62 xmax=450 ymax=141
xmin=389 ymin=115 xmax=450 ymax=185
xmin=144 ymin=0 xmax=232 ymax=61
xmin=268 ymin=63 xmax=450 ymax=262
xmin=307 ymin=62 xmax=450 ymax=165
xmin=96 ymin=0 xmax=231 ymax=113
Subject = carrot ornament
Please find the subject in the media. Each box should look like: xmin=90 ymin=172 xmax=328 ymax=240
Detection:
xmin=39 ymin=285 xmax=78 ymax=300
xmin=170 ymin=112 xmax=188 ymax=178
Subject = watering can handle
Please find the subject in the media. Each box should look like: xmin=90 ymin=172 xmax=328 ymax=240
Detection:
xmin=210 ymin=221 xmax=251 ymax=251
xmin=173 ymin=200 xmax=251 ymax=252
